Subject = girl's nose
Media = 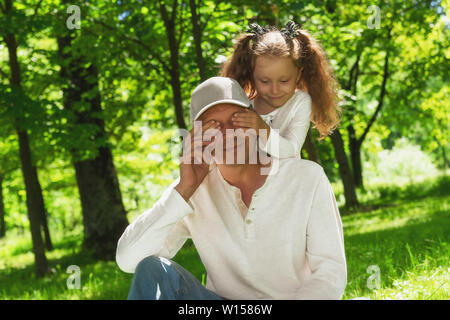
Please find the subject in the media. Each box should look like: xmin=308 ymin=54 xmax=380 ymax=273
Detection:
xmin=271 ymin=83 xmax=280 ymax=95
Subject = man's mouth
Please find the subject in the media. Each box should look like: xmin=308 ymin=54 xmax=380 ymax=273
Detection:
xmin=224 ymin=139 xmax=244 ymax=150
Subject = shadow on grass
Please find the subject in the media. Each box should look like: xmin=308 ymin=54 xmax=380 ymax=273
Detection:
xmin=339 ymin=174 xmax=450 ymax=216
xmin=8 ymin=232 xmax=82 ymax=258
xmin=1 ymin=238 xmax=203 ymax=299
xmin=340 ymin=203 xmax=400 ymax=216
xmin=1 ymin=245 xmax=135 ymax=299
xmin=368 ymin=174 xmax=449 ymax=203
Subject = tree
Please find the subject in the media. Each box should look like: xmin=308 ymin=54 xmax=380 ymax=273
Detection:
xmin=1 ymin=0 xmax=50 ymax=276
xmin=189 ymin=0 xmax=207 ymax=82
xmin=0 ymin=175 xmax=5 ymax=238
xmin=158 ymin=0 xmax=189 ymax=129
xmin=329 ymin=130 xmax=359 ymax=208
xmin=332 ymin=1 xmax=444 ymax=189
xmin=303 ymin=128 xmax=322 ymax=164
xmin=55 ymin=0 xmax=128 ymax=260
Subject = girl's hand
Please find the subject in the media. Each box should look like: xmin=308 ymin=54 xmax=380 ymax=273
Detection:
xmin=231 ymin=108 xmax=271 ymax=137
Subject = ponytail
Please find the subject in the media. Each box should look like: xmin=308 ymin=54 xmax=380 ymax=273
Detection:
xmin=220 ymin=22 xmax=342 ymax=141
xmin=219 ymin=34 xmax=256 ymax=98
xmin=294 ymin=30 xmax=342 ymax=140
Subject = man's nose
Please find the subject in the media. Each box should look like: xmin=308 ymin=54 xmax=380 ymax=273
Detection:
xmin=219 ymin=120 xmax=235 ymax=131
xmin=220 ymin=122 xmax=240 ymax=139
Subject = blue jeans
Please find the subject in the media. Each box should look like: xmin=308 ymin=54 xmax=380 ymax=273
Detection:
xmin=127 ymin=255 xmax=226 ymax=300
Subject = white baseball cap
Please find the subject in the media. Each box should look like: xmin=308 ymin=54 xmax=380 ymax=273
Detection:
xmin=190 ymin=77 xmax=251 ymax=124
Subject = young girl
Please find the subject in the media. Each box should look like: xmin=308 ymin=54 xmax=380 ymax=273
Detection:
xmin=219 ymin=21 xmax=342 ymax=159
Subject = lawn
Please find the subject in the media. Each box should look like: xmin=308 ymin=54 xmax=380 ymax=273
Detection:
xmin=0 ymin=174 xmax=448 ymax=300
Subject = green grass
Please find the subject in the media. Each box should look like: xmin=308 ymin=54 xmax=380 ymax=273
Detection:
xmin=0 ymin=174 xmax=448 ymax=300
xmin=341 ymin=195 xmax=449 ymax=299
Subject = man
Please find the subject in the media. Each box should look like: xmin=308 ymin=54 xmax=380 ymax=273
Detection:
xmin=116 ymin=77 xmax=347 ymax=300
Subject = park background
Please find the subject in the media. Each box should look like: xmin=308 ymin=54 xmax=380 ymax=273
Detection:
xmin=0 ymin=0 xmax=448 ymax=299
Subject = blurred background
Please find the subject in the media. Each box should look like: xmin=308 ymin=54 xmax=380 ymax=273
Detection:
xmin=0 ymin=0 xmax=448 ymax=299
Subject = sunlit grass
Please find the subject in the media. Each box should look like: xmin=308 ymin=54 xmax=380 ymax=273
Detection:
xmin=373 ymin=266 xmax=449 ymax=300
xmin=341 ymin=194 xmax=449 ymax=299
xmin=0 ymin=174 xmax=448 ymax=299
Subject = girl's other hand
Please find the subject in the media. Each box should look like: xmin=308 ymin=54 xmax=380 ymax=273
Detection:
xmin=231 ymin=108 xmax=270 ymax=137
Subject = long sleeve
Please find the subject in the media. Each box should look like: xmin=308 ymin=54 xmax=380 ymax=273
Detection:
xmin=296 ymin=169 xmax=347 ymax=299
xmin=115 ymin=179 xmax=194 ymax=273
xmin=258 ymin=92 xmax=312 ymax=159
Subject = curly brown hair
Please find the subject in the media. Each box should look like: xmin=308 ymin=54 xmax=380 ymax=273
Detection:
xmin=219 ymin=23 xmax=342 ymax=141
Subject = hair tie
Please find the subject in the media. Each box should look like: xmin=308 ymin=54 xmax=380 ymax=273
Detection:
xmin=246 ymin=22 xmax=270 ymax=39
xmin=280 ymin=21 xmax=300 ymax=40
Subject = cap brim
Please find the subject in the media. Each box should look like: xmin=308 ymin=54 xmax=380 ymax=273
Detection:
xmin=193 ymin=99 xmax=250 ymax=122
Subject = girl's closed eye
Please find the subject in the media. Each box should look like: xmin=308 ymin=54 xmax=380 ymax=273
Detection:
xmin=259 ymin=79 xmax=290 ymax=84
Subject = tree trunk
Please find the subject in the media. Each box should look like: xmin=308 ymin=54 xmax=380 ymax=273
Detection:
xmin=303 ymin=128 xmax=322 ymax=165
xmin=72 ymin=147 xmax=129 ymax=260
xmin=347 ymin=125 xmax=363 ymax=188
xmin=0 ymin=175 xmax=5 ymax=238
xmin=40 ymin=209 xmax=53 ymax=251
xmin=3 ymin=0 xmax=48 ymax=277
xmin=344 ymin=52 xmax=362 ymax=189
xmin=435 ymin=137 xmax=448 ymax=172
xmin=329 ymin=129 xmax=359 ymax=208
xmin=57 ymin=33 xmax=128 ymax=260
xmin=189 ymin=0 xmax=207 ymax=82
xmin=15 ymin=128 xmax=49 ymax=276
xmin=160 ymin=0 xmax=187 ymax=129
xmin=348 ymin=36 xmax=390 ymax=189
xmin=351 ymin=143 xmax=363 ymax=190
xmin=442 ymin=144 xmax=448 ymax=173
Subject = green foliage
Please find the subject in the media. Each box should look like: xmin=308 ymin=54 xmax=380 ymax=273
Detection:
xmin=373 ymin=174 xmax=450 ymax=202
xmin=363 ymin=137 xmax=439 ymax=184
xmin=0 ymin=0 xmax=448 ymax=300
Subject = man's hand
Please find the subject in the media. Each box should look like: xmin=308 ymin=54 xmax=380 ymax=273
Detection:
xmin=231 ymin=108 xmax=271 ymax=138
xmin=175 ymin=120 xmax=221 ymax=202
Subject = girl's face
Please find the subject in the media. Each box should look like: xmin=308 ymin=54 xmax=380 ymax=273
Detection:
xmin=252 ymin=55 xmax=301 ymax=108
